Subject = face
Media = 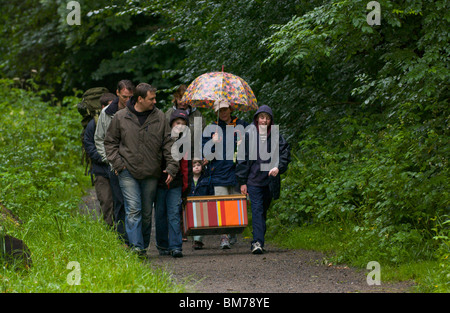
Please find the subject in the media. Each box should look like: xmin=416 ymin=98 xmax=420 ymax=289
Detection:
xmin=139 ymin=91 xmax=157 ymax=111
xmin=176 ymin=99 xmax=188 ymax=110
xmin=218 ymin=107 xmax=231 ymax=123
xmin=192 ymin=162 xmax=202 ymax=175
xmin=117 ymin=88 xmax=133 ymax=109
xmin=257 ymin=113 xmax=271 ymax=133
xmin=257 ymin=113 xmax=271 ymax=126
xmin=171 ymin=118 xmax=187 ymax=137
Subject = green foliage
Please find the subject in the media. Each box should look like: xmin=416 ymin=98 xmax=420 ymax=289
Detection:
xmin=0 ymin=79 xmax=184 ymax=292
xmin=258 ymin=0 xmax=449 ymax=291
xmin=272 ymin=98 xmax=448 ymax=261
xmin=0 ymin=0 xmax=184 ymax=102
xmin=1 ymin=0 xmax=448 ymax=292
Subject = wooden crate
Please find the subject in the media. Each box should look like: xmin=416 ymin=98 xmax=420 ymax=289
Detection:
xmin=183 ymin=194 xmax=248 ymax=235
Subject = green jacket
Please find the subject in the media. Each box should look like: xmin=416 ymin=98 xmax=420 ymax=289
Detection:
xmin=105 ymin=104 xmax=179 ymax=180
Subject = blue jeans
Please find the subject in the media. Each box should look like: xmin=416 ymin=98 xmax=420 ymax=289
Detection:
xmin=118 ymin=169 xmax=157 ymax=250
xmin=155 ymin=187 xmax=183 ymax=252
xmin=247 ymin=185 xmax=272 ymax=248
xmin=108 ymin=169 xmax=127 ymax=243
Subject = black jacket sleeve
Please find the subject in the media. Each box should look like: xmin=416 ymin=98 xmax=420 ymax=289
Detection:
xmin=278 ymin=134 xmax=291 ymax=175
xmin=235 ymin=131 xmax=251 ymax=186
xmin=83 ymin=119 xmax=104 ymax=165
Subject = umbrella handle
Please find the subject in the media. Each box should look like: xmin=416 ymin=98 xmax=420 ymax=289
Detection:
xmin=216 ymin=110 xmax=220 ymax=131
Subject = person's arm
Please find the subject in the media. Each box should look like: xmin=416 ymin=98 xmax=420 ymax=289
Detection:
xmin=162 ymin=118 xmax=179 ymax=181
xmin=83 ymin=119 xmax=104 ymax=164
xmin=277 ymin=134 xmax=291 ymax=175
xmin=94 ymin=108 xmax=109 ymax=163
xmin=104 ymin=115 xmax=125 ymax=173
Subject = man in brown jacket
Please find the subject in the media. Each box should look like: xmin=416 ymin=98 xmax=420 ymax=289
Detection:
xmin=104 ymin=83 xmax=179 ymax=254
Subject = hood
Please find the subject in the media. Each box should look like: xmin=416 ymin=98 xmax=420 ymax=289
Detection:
xmin=253 ymin=105 xmax=274 ymax=133
xmin=253 ymin=105 xmax=274 ymax=124
xmin=125 ymin=97 xmax=137 ymax=113
xmin=104 ymin=97 xmax=120 ymax=115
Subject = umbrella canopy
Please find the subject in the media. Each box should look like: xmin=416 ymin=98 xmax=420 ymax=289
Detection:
xmin=180 ymin=71 xmax=258 ymax=112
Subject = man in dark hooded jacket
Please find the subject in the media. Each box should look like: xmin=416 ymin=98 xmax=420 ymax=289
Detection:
xmin=236 ymin=105 xmax=291 ymax=254
xmin=84 ymin=92 xmax=116 ymax=226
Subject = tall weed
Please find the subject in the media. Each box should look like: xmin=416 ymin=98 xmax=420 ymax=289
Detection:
xmin=0 ymin=79 xmax=183 ymax=292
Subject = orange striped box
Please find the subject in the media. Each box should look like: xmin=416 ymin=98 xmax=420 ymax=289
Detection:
xmin=183 ymin=194 xmax=248 ymax=235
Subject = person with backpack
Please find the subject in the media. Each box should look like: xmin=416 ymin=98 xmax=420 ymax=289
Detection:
xmin=83 ymin=92 xmax=117 ymax=226
xmin=78 ymin=86 xmax=110 ymax=179
xmin=95 ymin=80 xmax=134 ymax=244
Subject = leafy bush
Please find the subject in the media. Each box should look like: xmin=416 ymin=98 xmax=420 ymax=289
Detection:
xmin=272 ymin=99 xmax=448 ymax=266
xmin=261 ymin=1 xmax=449 ymax=290
xmin=0 ymin=79 xmax=184 ymax=292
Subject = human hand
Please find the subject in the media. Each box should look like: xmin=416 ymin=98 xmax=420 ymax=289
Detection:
xmin=268 ymin=167 xmax=279 ymax=177
xmin=164 ymin=170 xmax=173 ymax=185
xmin=240 ymin=184 xmax=247 ymax=195
xmin=115 ymin=166 xmax=126 ymax=176
xmin=212 ymin=132 xmax=222 ymax=143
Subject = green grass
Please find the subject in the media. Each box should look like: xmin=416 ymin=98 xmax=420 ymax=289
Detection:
xmin=267 ymin=221 xmax=449 ymax=292
xmin=0 ymin=79 xmax=185 ymax=292
xmin=2 ymin=209 xmax=184 ymax=293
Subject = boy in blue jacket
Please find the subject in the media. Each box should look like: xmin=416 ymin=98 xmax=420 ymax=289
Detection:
xmin=188 ymin=159 xmax=214 ymax=249
xmin=236 ymin=105 xmax=291 ymax=254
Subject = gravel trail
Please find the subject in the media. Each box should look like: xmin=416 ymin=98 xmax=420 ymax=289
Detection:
xmin=81 ymin=189 xmax=414 ymax=293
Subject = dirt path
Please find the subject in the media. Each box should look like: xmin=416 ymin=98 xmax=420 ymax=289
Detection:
xmin=147 ymin=234 xmax=413 ymax=293
xmin=81 ymin=189 xmax=414 ymax=293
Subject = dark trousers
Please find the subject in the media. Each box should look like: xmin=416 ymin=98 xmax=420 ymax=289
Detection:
xmin=108 ymin=169 xmax=128 ymax=244
xmin=94 ymin=175 xmax=114 ymax=226
xmin=247 ymin=185 xmax=272 ymax=248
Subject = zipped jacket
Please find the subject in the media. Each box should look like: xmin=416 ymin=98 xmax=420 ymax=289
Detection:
xmin=235 ymin=105 xmax=291 ymax=199
xmin=202 ymin=116 xmax=249 ymax=187
xmin=94 ymin=98 xmax=119 ymax=163
xmin=104 ymin=102 xmax=179 ymax=180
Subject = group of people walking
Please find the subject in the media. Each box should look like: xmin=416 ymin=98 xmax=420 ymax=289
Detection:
xmin=83 ymin=79 xmax=290 ymax=258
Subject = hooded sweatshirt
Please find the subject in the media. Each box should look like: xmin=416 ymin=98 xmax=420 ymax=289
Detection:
xmin=247 ymin=105 xmax=275 ymax=186
xmin=158 ymin=109 xmax=190 ymax=195
xmin=236 ymin=105 xmax=291 ymax=199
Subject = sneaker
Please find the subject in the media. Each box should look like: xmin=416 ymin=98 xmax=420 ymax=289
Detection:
xmin=131 ymin=247 xmax=147 ymax=257
xmin=193 ymin=241 xmax=204 ymax=250
xmin=220 ymin=236 xmax=231 ymax=249
xmin=171 ymin=249 xmax=183 ymax=258
xmin=251 ymin=242 xmax=263 ymax=254
xmin=158 ymin=249 xmax=170 ymax=256
xmin=229 ymin=234 xmax=237 ymax=245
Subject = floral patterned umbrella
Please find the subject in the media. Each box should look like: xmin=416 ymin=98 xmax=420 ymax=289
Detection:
xmin=180 ymin=71 xmax=258 ymax=111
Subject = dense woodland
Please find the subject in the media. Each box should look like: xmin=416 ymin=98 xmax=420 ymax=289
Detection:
xmin=0 ymin=0 xmax=448 ymax=291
